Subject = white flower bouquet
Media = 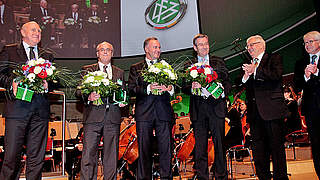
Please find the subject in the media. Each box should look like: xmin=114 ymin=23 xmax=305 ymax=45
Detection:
xmin=78 ymin=71 xmax=120 ymax=105
xmin=88 ymin=16 xmax=102 ymax=24
xmin=41 ymin=16 xmax=55 ymax=25
xmin=64 ymin=18 xmax=76 ymax=26
xmin=13 ymin=58 xmax=58 ymax=94
xmin=141 ymin=60 xmax=177 ymax=95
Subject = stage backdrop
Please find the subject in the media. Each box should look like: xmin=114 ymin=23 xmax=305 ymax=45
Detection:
xmin=54 ymin=0 xmax=199 ymax=57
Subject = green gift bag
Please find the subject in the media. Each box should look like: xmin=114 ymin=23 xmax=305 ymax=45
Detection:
xmin=206 ymin=82 xmax=224 ymax=99
xmin=16 ymin=86 xmax=34 ymax=102
xmin=112 ymin=89 xmax=128 ymax=105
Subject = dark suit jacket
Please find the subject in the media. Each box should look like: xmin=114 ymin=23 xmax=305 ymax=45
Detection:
xmin=64 ymin=11 xmax=83 ymax=29
xmin=29 ymin=6 xmax=56 ymax=25
xmin=183 ymin=56 xmax=231 ymax=121
xmin=293 ymin=53 xmax=320 ymax=115
xmin=243 ymin=53 xmax=288 ymax=122
xmin=128 ymin=60 xmax=173 ymax=122
xmin=0 ymin=43 xmax=54 ymax=97
xmin=1 ymin=5 xmax=15 ymax=29
xmin=80 ymin=63 xmax=125 ymax=124
xmin=0 ymin=43 xmax=54 ymax=118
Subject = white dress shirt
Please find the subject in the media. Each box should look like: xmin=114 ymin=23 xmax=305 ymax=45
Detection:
xmin=242 ymin=52 xmax=264 ymax=83
xmin=98 ymin=62 xmax=112 ymax=79
xmin=304 ymin=51 xmax=320 ymax=82
xmin=23 ymin=41 xmax=39 ymax=60
xmin=0 ymin=4 xmax=4 ymax=24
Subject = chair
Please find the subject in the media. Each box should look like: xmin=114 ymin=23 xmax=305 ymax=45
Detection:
xmin=226 ymin=125 xmax=255 ymax=179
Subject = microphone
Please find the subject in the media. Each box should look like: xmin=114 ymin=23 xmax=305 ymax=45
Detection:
xmin=231 ymin=38 xmax=241 ymax=45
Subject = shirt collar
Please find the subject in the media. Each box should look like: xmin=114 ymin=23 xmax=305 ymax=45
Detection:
xmin=197 ymin=54 xmax=209 ymax=62
xmin=309 ymin=51 xmax=320 ymax=61
xmin=98 ymin=61 xmax=111 ymax=71
xmin=145 ymin=57 xmax=157 ymax=66
xmin=22 ymin=41 xmax=38 ymax=60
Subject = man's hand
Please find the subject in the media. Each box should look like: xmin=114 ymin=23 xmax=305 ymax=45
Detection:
xmin=119 ymin=103 xmax=127 ymax=107
xmin=43 ymin=80 xmax=48 ymax=90
xmin=305 ymin=64 xmax=317 ymax=78
xmin=8 ymin=29 xmax=14 ymax=34
xmin=192 ymin=82 xmax=201 ymax=89
xmin=88 ymin=91 xmax=100 ymax=101
xmin=12 ymin=81 xmax=18 ymax=96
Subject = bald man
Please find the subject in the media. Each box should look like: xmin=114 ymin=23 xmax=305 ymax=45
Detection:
xmin=0 ymin=21 xmax=54 ymax=180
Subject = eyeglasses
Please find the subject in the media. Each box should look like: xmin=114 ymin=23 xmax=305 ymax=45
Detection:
xmin=245 ymin=42 xmax=261 ymax=49
xmin=98 ymin=48 xmax=113 ymax=53
xmin=303 ymin=39 xmax=319 ymax=46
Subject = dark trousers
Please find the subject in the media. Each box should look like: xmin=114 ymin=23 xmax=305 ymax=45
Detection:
xmin=80 ymin=114 xmax=120 ymax=180
xmin=305 ymin=111 xmax=320 ymax=178
xmin=250 ymin=103 xmax=288 ymax=180
xmin=136 ymin=118 xmax=172 ymax=180
xmin=192 ymin=101 xmax=227 ymax=180
xmin=0 ymin=96 xmax=49 ymax=180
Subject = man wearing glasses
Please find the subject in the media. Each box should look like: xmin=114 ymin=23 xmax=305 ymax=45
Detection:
xmin=78 ymin=41 xmax=126 ymax=180
xmin=294 ymin=31 xmax=320 ymax=178
xmin=242 ymin=35 xmax=289 ymax=180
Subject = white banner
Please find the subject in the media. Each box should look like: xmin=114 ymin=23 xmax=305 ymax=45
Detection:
xmin=121 ymin=0 xmax=200 ymax=56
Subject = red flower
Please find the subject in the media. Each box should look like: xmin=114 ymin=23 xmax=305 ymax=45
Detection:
xmin=212 ymin=71 xmax=218 ymax=80
xmin=38 ymin=70 xmax=47 ymax=79
xmin=197 ymin=68 xmax=204 ymax=74
xmin=22 ymin=65 xmax=29 ymax=71
xmin=29 ymin=66 xmax=35 ymax=73
xmin=206 ymin=74 xmax=213 ymax=83
xmin=190 ymin=66 xmax=197 ymax=71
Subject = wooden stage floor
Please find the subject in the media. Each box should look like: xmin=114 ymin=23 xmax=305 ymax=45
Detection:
xmin=22 ymin=146 xmax=318 ymax=180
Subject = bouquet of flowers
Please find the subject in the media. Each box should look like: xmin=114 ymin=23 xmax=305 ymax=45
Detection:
xmin=42 ymin=16 xmax=55 ymax=25
xmin=64 ymin=18 xmax=75 ymax=26
xmin=185 ymin=63 xmax=220 ymax=97
xmin=12 ymin=58 xmax=57 ymax=101
xmin=141 ymin=60 xmax=177 ymax=95
xmin=88 ymin=16 xmax=102 ymax=24
xmin=77 ymin=71 xmax=120 ymax=105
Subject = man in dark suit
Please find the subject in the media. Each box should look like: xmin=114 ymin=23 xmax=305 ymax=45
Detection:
xmin=293 ymin=31 xmax=320 ymax=178
xmin=63 ymin=3 xmax=83 ymax=49
xmin=79 ymin=41 xmax=126 ymax=180
xmin=29 ymin=0 xmax=56 ymax=48
xmin=0 ymin=21 xmax=54 ymax=180
xmin=84 ymin=2 xmax=103 ymax=49
xmin=242 ymin=35 xmax=288 ymax=180
xmin=183 ymin=34 xmax=231 ymax=180
xmin=0 ymin=0 xmax=15 ymax=44
xmin=128 ymin=37 xmax=174 ymax=180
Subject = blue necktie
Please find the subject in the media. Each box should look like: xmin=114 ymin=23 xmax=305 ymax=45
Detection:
xmin=311 ymin=55 xmax=317 ymax=65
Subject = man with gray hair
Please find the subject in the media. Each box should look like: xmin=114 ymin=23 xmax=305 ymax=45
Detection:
xmin=294 ymin=31 xmax=320 ymax=178
xmin=78 ymin=41 xmax=126 ymax=180
xmin=242 ymin=35 xmax=289 ymax=180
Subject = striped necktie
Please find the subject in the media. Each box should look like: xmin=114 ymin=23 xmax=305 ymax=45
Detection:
xmin=311 ymin=55 xmax=317 ymax=65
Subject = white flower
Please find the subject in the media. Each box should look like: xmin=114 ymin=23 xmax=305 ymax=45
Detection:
xmin=84 ymin=76 xmax=94 ymax=83
xmin=190 ymin=70 xmax=198 ymax=78
xmin=37 ymin=58 xmax=45 ymax=64
xmin=102 ymin=78 xmax=110 ymax=86
xmin=92 ymin=82 xmax=101 ymax=87
xmin=149 ymin=67 xmax=161 ymax=74
xmin=34 ymin=66 xmax=42 ymax=74
xmin=204 ymin=67 xmax=211 ymax=75
xmin=51 ymin=66 xmax=56 ymax=70
xmin=28 ymin=60 xmax=36 ymax=66
xmin=46 ymin=68 xmax=53 ymax=76
xmin=160 ymin=60 xmax=170 ymax=67
xmin=27 ymin=73 xmax=36 ymax=82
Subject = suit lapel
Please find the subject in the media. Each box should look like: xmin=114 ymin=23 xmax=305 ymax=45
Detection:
xmin=256 ymin=53 xmax=268 ymax=74
xmin=17 ymin=43 xmax=28 ymax=62
xmin=111 ymin=65 xmax=118 ymax=81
